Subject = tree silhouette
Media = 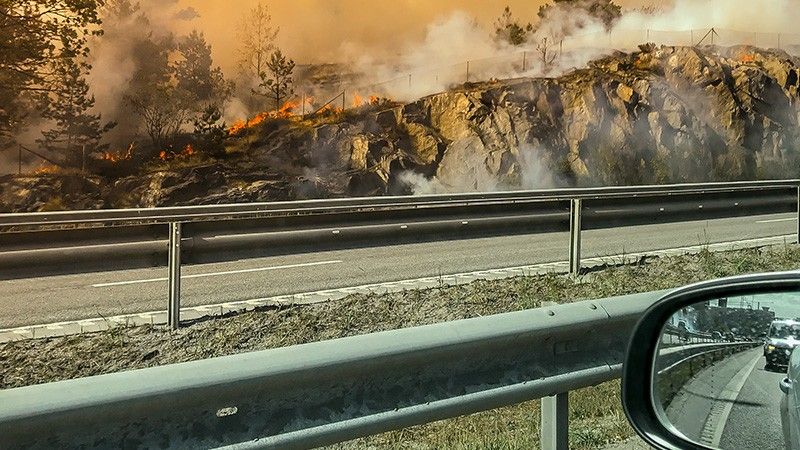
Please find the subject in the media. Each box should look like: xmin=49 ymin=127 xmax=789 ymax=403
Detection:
xmin=236 ymin=0 xmax=279 ymax=109
xmin=494 ymin=6 xmax=533 ymax=46
xmin=175 ymin=30 xmax=232 ymax=105
xmin=0 ymin=0 xmax=103 ymax=149
xmin=37 ymin=57 xmax=115 ymax=168
xmin=193 ymin=105 xmax=227 ymax=156
xmin=538 ymin=0 xmax=622 ymax=31
xmin=536 ymin=37 xmax=559 ymax=73
xmin=256 ymin=49 xmax=296 ymax=111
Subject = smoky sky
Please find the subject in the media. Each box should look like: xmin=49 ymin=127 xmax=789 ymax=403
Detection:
xmin=171 ymin=0 xmax=643 ymax=69
xmin=165 ymin=0 xmax=800 ymax=74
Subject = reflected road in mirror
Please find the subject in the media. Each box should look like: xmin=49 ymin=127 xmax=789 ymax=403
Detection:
xmin=661 ymin=348 xmax=783 ymax=449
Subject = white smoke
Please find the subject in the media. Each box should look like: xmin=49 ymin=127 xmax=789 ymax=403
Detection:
xmin=340 ymin=7 xmax=613 ymax=103
xmin=345 ymin=12 xmax=513 ymax=101
xmin=398 ymin=143 xmax=561 ymax=195
xmin=85 ymin=1 xmax=200 ymax=140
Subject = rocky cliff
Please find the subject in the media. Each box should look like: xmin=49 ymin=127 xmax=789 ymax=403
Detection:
xmin=3 ymin=44 xmax=800 ymax=212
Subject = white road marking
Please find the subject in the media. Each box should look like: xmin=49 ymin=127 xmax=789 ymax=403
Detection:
xmin=756 ymin=217 xmax=797 ymax=224
xmin=3 ymin=234 xmax=796 ymax=342
xmin=594 ymin=209 xmax=631 ymax=214
xmin=90 ymin=260 xmax=343 ymax=288
xmin=709 ymin=351 xmax=761 ymax=447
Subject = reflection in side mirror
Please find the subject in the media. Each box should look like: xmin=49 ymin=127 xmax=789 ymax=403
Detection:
xmin=652 ymin=293 xmax=800 ymax=450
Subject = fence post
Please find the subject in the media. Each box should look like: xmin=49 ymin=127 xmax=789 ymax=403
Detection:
xmin=466 ymin=61 xmax=470 ymax=83
xmin=569 ymin=198 xmax=582 ymax=275
xmin=796 ymin=186 xmax=799 ymax=244
xmin=541 ymin=392 xmax=569 ymax=450
xmin=168 ymin=222 xmax=182 ymax=330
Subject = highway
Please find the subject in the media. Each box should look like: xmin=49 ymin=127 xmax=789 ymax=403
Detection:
xmin=0 ymin=212 xmax=795 ymax=329
xmin=664 ymin=348 xmax=785 ymax=449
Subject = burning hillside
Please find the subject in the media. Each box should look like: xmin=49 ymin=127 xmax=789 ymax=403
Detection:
xmin=3 ymin=44 xmax=800 ymax=212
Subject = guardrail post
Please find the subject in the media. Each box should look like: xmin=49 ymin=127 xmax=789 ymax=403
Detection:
xmin=168 ymin=222 xmax=182 ymax=330
xmin=541 ymin=392 xmax=569 ymax=450
xmin=569 ymin=198 xmax=582 ymax=275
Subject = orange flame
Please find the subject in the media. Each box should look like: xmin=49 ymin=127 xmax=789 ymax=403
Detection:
xmin=351 ymin=93 xmax=382 ymax=108
xmin=740 ymin=53 xmax=756 ymax=63
xmin=101 ymin=143 xmax=135 ymax=163
xmin=33 ymin=163 xmax=60 ymax=175
xmin=158 ymin=144 xmax=196 ymax=162
xmin=228 ymin=99 xmax=313 ymax=136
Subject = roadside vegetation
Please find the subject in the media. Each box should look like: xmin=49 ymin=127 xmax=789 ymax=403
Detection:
xmin=2 ymin=244 xmax=800 ymax=448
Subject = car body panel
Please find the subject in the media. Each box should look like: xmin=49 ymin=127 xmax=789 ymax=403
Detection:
xmin=782 ymin=347 xmax=800 ymax=450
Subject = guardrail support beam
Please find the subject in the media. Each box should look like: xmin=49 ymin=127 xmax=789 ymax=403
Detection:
xmin=569 ymin=199 xmax=582 ymax=276
xmin=168 ymin=222 xmax=182 ymax=330
xmin=541 ymin=392 xmax=569 ymax=450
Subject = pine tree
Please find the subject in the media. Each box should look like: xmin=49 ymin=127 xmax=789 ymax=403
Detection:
xmin=236 ymin=2 xmax=279 ymax=85
xmin=175 ymin=30 xmax=232 ymax=105
xmin=538 ymin=0 xmax=622 ymax=31
xmin=37 ymin=57 xmax=115 ymax=168
xmin=193 ymin=105 xmax=227 ymax=156
xmin=495 ymin=6 xmax=533 ymax=46
xmin=1 ymin=0 xmax=103 ymax=148
xmin=256 ymin=49 xmax=296 ymax=111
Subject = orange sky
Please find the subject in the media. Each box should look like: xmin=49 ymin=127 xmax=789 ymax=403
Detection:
xmin=177 ymin=0 xmax=648 ymax=67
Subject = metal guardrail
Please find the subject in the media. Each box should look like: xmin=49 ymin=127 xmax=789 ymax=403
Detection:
xmin=2 ymin=180 xmax=798 ymax=227
xmin=0 ymin=290 xmax=667 ymax=449
xmin=1 ymin=180 xmax=798 ymax=329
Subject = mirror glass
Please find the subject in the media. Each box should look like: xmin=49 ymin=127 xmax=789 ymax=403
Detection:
xmin=653 ymin=292 xmax=800 ymax=450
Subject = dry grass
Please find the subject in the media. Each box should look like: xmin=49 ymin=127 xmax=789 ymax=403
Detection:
xmin=2 ymin=244 xmax=800 ymax=448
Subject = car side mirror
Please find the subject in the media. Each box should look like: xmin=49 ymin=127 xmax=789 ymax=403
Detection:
xmin=622 ymin=272 xmax=800 ymax=450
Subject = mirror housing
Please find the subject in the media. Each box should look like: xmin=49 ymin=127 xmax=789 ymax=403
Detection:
xmin=622 ymin=271 xmax=800 ymax=450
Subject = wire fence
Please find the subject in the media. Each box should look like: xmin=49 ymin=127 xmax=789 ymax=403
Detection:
xmin=308 ymin=27 xmax=800 ymax=111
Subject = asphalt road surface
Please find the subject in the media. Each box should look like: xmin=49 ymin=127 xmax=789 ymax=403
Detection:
xmin=665 ymin=348 xmax=786 ymax=449
xmin=0 ymin=212 xmax=795 ymax=328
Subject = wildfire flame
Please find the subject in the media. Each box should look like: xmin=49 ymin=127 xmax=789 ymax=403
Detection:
xmin=739 ymin=53 xmax=756 ymax=63
xmin=101 ymin=143 xmax=135 ymax=163
xmin=159 ymin=144 xmax=196 ymax=162
xmin=351 ymin=93 xmax=381 ymax=108
xmin=33 ymin=164 xmax=60 ymax=175
xmin=227 ymin=94 xmax=386 ymax=137
xmin=319 ymin=104 xmax=344 ymax=114
xmin=228 ymin=98 xmax=314 ymax=136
